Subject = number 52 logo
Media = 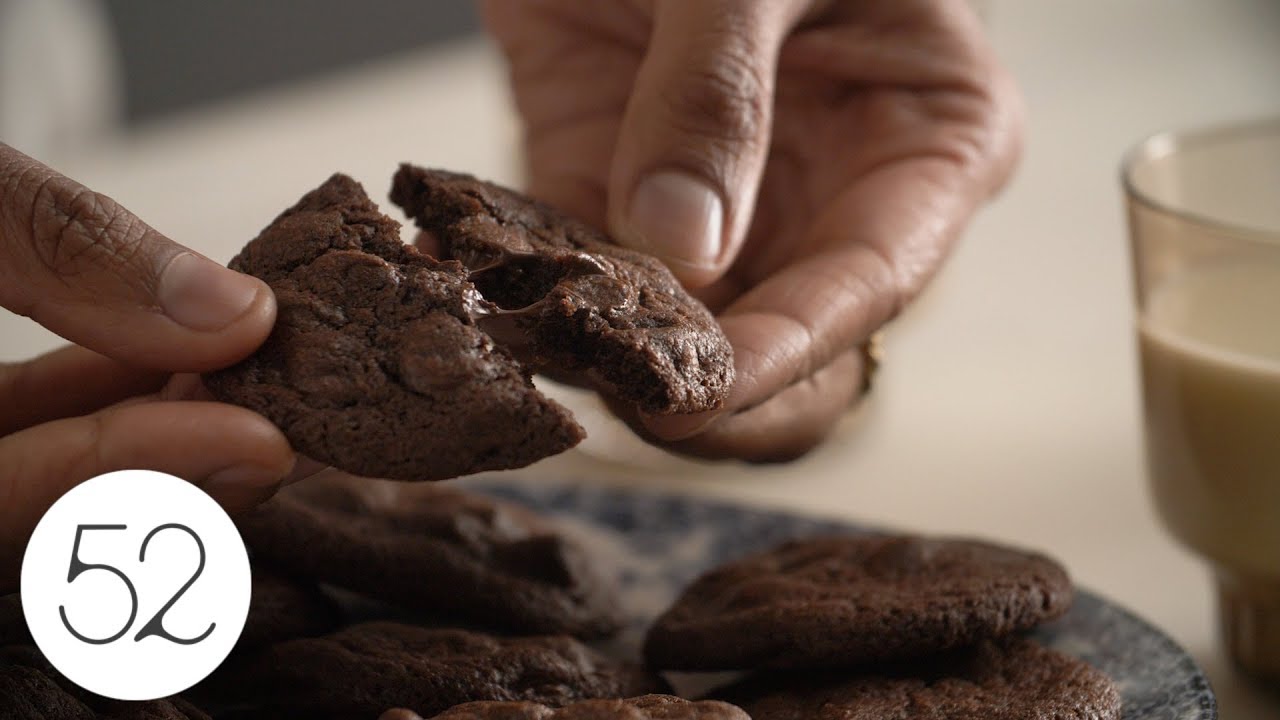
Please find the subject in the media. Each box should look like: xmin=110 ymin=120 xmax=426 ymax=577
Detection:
xmin=60 ymin=523 xmax=214 ymax=646
xmin=21 ymin=471 xmax=251 ymax=701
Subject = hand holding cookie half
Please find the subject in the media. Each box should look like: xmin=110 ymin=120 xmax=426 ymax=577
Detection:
xmin=0 ymin=143 xmax=297 ymax=592
xmin=482 ymin=0 xmax=1023 ymax=459
xmin=0 ymin=0 xmax=1022 ymax=589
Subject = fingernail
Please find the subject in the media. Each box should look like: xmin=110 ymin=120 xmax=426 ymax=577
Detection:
xmin=379 ymin=710 xmax=424 ymax=720
xmin=157 ymin=252 xmax=261 ymax=331
xmin=202 ymin=464 xmax=282 ymax=498
xmin=623 ymin=171 xmax=723 ymax=270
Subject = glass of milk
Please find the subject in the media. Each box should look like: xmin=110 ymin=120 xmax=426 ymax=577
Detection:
xmin=1125 ymin=118 xmax=1280 ymax=684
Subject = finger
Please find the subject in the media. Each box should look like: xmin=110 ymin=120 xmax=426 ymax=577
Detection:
xmin=107 ymin=374 xmax=326 ymax=486
xmin=281 ymin=456 xmax=330 ymax=486
xmin=667 ymin=347 xmax=864 ymax=462
xmin=613 ymin=347 xmax=864 ymax=461
xmin=606 ymin=0 xmax=809 ymax=287
xmin=683 ymin=157 xmax=983 ymax=435
xmin=0 ymin=401 xmax=295 ymax=589
xmin=0 ymin=345 xmax=168 ymax=437
xmin=0 ymin=143 xmax=276 ymax=372
xmin=379 ymin=710 xmax=422 ymax=720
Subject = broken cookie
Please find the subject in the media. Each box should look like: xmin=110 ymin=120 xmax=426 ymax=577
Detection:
xmin=208 ymin=169 xmax=734 ymax=481
xmin=204 ymin=174 xmax=585 ymax=481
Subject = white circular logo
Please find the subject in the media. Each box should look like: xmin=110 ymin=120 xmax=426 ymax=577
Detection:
xmin=20 ymin=470 xmax=251 ymax=701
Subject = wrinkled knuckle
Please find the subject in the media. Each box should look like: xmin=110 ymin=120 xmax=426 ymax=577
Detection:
xmin=30 ymin=179 xmax=152 ymax=285
xmin=664 ymin=47 xmax=770 ymax=154
xmin=67 ymin=410 xmax=110 ymax=479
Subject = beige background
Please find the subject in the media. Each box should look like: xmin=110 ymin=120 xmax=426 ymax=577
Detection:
xmin=2 ymin=3 xmax=1279 ymax=717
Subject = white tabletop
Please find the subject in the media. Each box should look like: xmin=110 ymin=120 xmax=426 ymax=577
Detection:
xmin=3 ymin=3 xmax=1279 ymax=717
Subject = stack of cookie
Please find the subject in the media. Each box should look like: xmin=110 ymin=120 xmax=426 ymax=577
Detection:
xmin=642 ymin=535 xmax=1122 ymax=719
xmin=188 ymin=474 xmax=665 ymax=718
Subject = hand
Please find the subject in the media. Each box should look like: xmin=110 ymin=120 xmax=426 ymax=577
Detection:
xmin=0 ymin=143 xmax=296 ymax=590
xmin=481 ymin=0 xmax=1021 ymax=460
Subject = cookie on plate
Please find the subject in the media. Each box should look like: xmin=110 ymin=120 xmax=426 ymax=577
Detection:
xmin=645 ymin=535 xmax=1073 ymax=670
xmin=411 ymin=694 xmax=749 ymax=720
xmin=716 ymin=637 xmax=1121 ymax=720
xmin=229 ymin=622 xmax=667 ymax=720
xmin=204 ymin=173 xmax=584 ymax=481
xmin=0 ymin=646 xmax=209 ymax=720
xmin=389 ymin=165 xmax=734 ymax=416
xmin=236 ymin=473 xmax=623 ymax=638
xmin=236 ymin=568 xmax=342 ymax=652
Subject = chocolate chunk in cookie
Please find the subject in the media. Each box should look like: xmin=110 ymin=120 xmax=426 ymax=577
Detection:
xmin=422 ymin=694 xmax=750 ymax=720
xmin=389 ymin=166 xmax=733 ymax=415
xmin=645 ymin=535 xmax=1073 ymax=670
xmin=230 ymin=622 xmax=667 ymax=719
xmin=204 ymin=173 xmax=584 ymax=481
xmin=236 ymin=473 xmax=622 ymax=638
xmin=717 ymin=638 xmax=1121 ymax=720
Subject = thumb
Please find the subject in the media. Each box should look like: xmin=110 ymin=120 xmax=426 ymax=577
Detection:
xmin=0 ymin=143 xmax=275 ymax=372
xmin=607 ymin=0 xmax=805 ymax=287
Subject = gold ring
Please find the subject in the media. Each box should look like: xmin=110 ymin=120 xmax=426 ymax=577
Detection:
xmin=859 ymin=331 xmax=884 ymax=395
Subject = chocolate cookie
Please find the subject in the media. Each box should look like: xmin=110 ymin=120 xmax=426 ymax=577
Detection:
xmin=236 ymin=568 xmax=342 ymax=651
xmin=236 ymin=473 xmax=622 ymax=638
xmin=99 ymin=697 xmax=210 ymax=720
xmin=645 ymin=535 xmax=1073 ymax=670
xmin=204 ymin=173 xmax=584 ymax=481
xmin=717 ymin=638 xmax=1121 ymax=720
xmin=389 ymin=166 xmax=733 ymax=415
xmin=0 ymin=646 xmax=209 ymax=720
xmin=422 ymin=694 xmax=750 ymax=720
xmin=230 ymin=622 xmax=667 ymax=720
xmin=0 ymin=660 xmax=94 ymax=720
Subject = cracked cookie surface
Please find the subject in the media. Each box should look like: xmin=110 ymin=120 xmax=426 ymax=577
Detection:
xmin=716 ymin=638 xmax=1120 ymax=720
xmin=424 ymin=694 xmax=749 ymax=720
xmin=204 ymin=174 xmax=584 ymax=480
xmin=390 ymin=166 xmax=733 ymax=415
xmin=645 ymin=535 xmax=1073 ymax=670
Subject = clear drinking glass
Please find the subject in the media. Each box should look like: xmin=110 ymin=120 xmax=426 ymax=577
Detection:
xmin=1124 ymin=117 xmax=1280 ymax=684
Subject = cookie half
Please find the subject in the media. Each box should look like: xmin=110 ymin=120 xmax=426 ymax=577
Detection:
xmin=717 ymin=638 xmax=1121 ymax=720
xmin=420 ymin=694 xmax=749 ymax=720
xmin=389 ymin=166 xmax=734 ymax=415
xmin=230 ymin=622 xmax=667 ymax=719
xmin=204 ymin=173 xmax=584 ymax=481
xmin=235 ymin=473 xmax=623 ymax=638
xmin=645 ymin=535 xmax=1073 ymax=670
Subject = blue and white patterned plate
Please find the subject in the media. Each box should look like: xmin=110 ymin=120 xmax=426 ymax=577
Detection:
xmin=464 ymin=476 xmax=1218 ymax=720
